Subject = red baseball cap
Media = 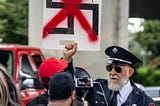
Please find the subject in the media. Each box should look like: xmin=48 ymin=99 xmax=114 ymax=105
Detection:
xmin=38 ymin=57 xmax=68 ymax=80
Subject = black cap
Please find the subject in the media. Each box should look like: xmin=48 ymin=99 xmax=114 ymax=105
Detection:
xmin=105 ymin=46 xmax=142 ymax=67
xmin=49 ymin=72 xmax=75 ymax=100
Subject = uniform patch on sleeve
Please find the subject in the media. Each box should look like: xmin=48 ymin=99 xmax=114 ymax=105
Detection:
xmin=149 ymin=103 xmax=155 ymax=106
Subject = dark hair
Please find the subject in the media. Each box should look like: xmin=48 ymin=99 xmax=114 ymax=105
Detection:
xmin=74 ymin=67 xmax=91 ymax=98
xmin=74 ymin=67 xmax=91 ymax=78
xmin=41 ymin=77 xmax=50 ymax=90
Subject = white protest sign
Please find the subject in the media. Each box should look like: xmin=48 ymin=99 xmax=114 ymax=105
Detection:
xmin=43 ymin=0 xmax=102 ymax=51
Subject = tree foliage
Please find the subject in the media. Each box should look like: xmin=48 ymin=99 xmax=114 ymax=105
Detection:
xmin=132 ymin=20 xmax=160 ymax=59
xmin=0 ymin=0 xmax=28 ymax=44
xmin=129 ymin=19 xmax=160 ymax=86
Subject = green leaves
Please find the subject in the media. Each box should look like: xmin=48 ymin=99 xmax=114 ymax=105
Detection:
xmin=133 ymin=20 xmax=160 ymax=59
xmin=130 ymin=19 xmax=160 ymax=86
xmin=0 ymin=0 xmax=28 ymax=44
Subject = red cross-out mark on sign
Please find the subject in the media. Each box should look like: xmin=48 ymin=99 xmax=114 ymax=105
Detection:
xmin=43 ymin=0 xmax=99 ymax=42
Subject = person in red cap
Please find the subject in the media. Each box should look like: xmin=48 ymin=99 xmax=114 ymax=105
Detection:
xmin=26 ymin=42 xmax=77 ymax=106
xmin=38 ymin=57 xmax=68 ymax=90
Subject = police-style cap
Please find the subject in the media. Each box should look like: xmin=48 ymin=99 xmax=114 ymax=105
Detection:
xmin=49 ymin=72 xmax=75 ymax=100
xmin=105 ymin=46 xmax=142 ymax=67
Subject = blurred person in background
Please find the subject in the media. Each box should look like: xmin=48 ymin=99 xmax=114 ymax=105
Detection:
xmin=0 ymin=64 xmax=21 ymax=106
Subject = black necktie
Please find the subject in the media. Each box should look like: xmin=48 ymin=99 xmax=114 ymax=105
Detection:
xmin=111 ymin=91 xmax=119 ymax=106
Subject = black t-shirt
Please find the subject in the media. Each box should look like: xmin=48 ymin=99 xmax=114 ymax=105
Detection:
xmin=26 ymin=92 xmax=48 ymax=106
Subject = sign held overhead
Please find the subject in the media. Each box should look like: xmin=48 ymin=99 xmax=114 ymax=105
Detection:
xmin=43 ymin=0 xmax=102 ymax=51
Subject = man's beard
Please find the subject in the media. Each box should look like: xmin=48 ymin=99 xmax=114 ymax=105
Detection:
xmin=108 ymin=73 xmax=129 ymax=91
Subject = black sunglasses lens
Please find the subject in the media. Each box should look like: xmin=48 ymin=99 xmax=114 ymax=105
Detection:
xmin=114 ymin=66 xmax=122 ymax=73
xmin=106 ymin=65 xmax=112 ymax=72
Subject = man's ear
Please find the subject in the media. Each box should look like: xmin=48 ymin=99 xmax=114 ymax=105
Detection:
xmin=128 ymin=68 xmax=134 ymax=78
xmin=71 ymin=90 xmax=76 ymax=100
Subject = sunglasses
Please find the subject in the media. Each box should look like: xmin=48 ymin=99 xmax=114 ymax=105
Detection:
xmin=106 ymin=65 xmax=122 ymax=73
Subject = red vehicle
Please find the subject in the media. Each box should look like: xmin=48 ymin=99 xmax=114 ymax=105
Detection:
xmin=0 ymin=43 xmax=46 ymax=106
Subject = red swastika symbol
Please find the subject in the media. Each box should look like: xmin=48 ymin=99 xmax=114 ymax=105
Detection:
xmin=43 ymin=0 xmax=98 ymax=42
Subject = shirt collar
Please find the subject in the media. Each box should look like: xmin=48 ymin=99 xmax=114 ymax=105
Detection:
xmin=118 ymin=81 xmax=133 ymax=102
